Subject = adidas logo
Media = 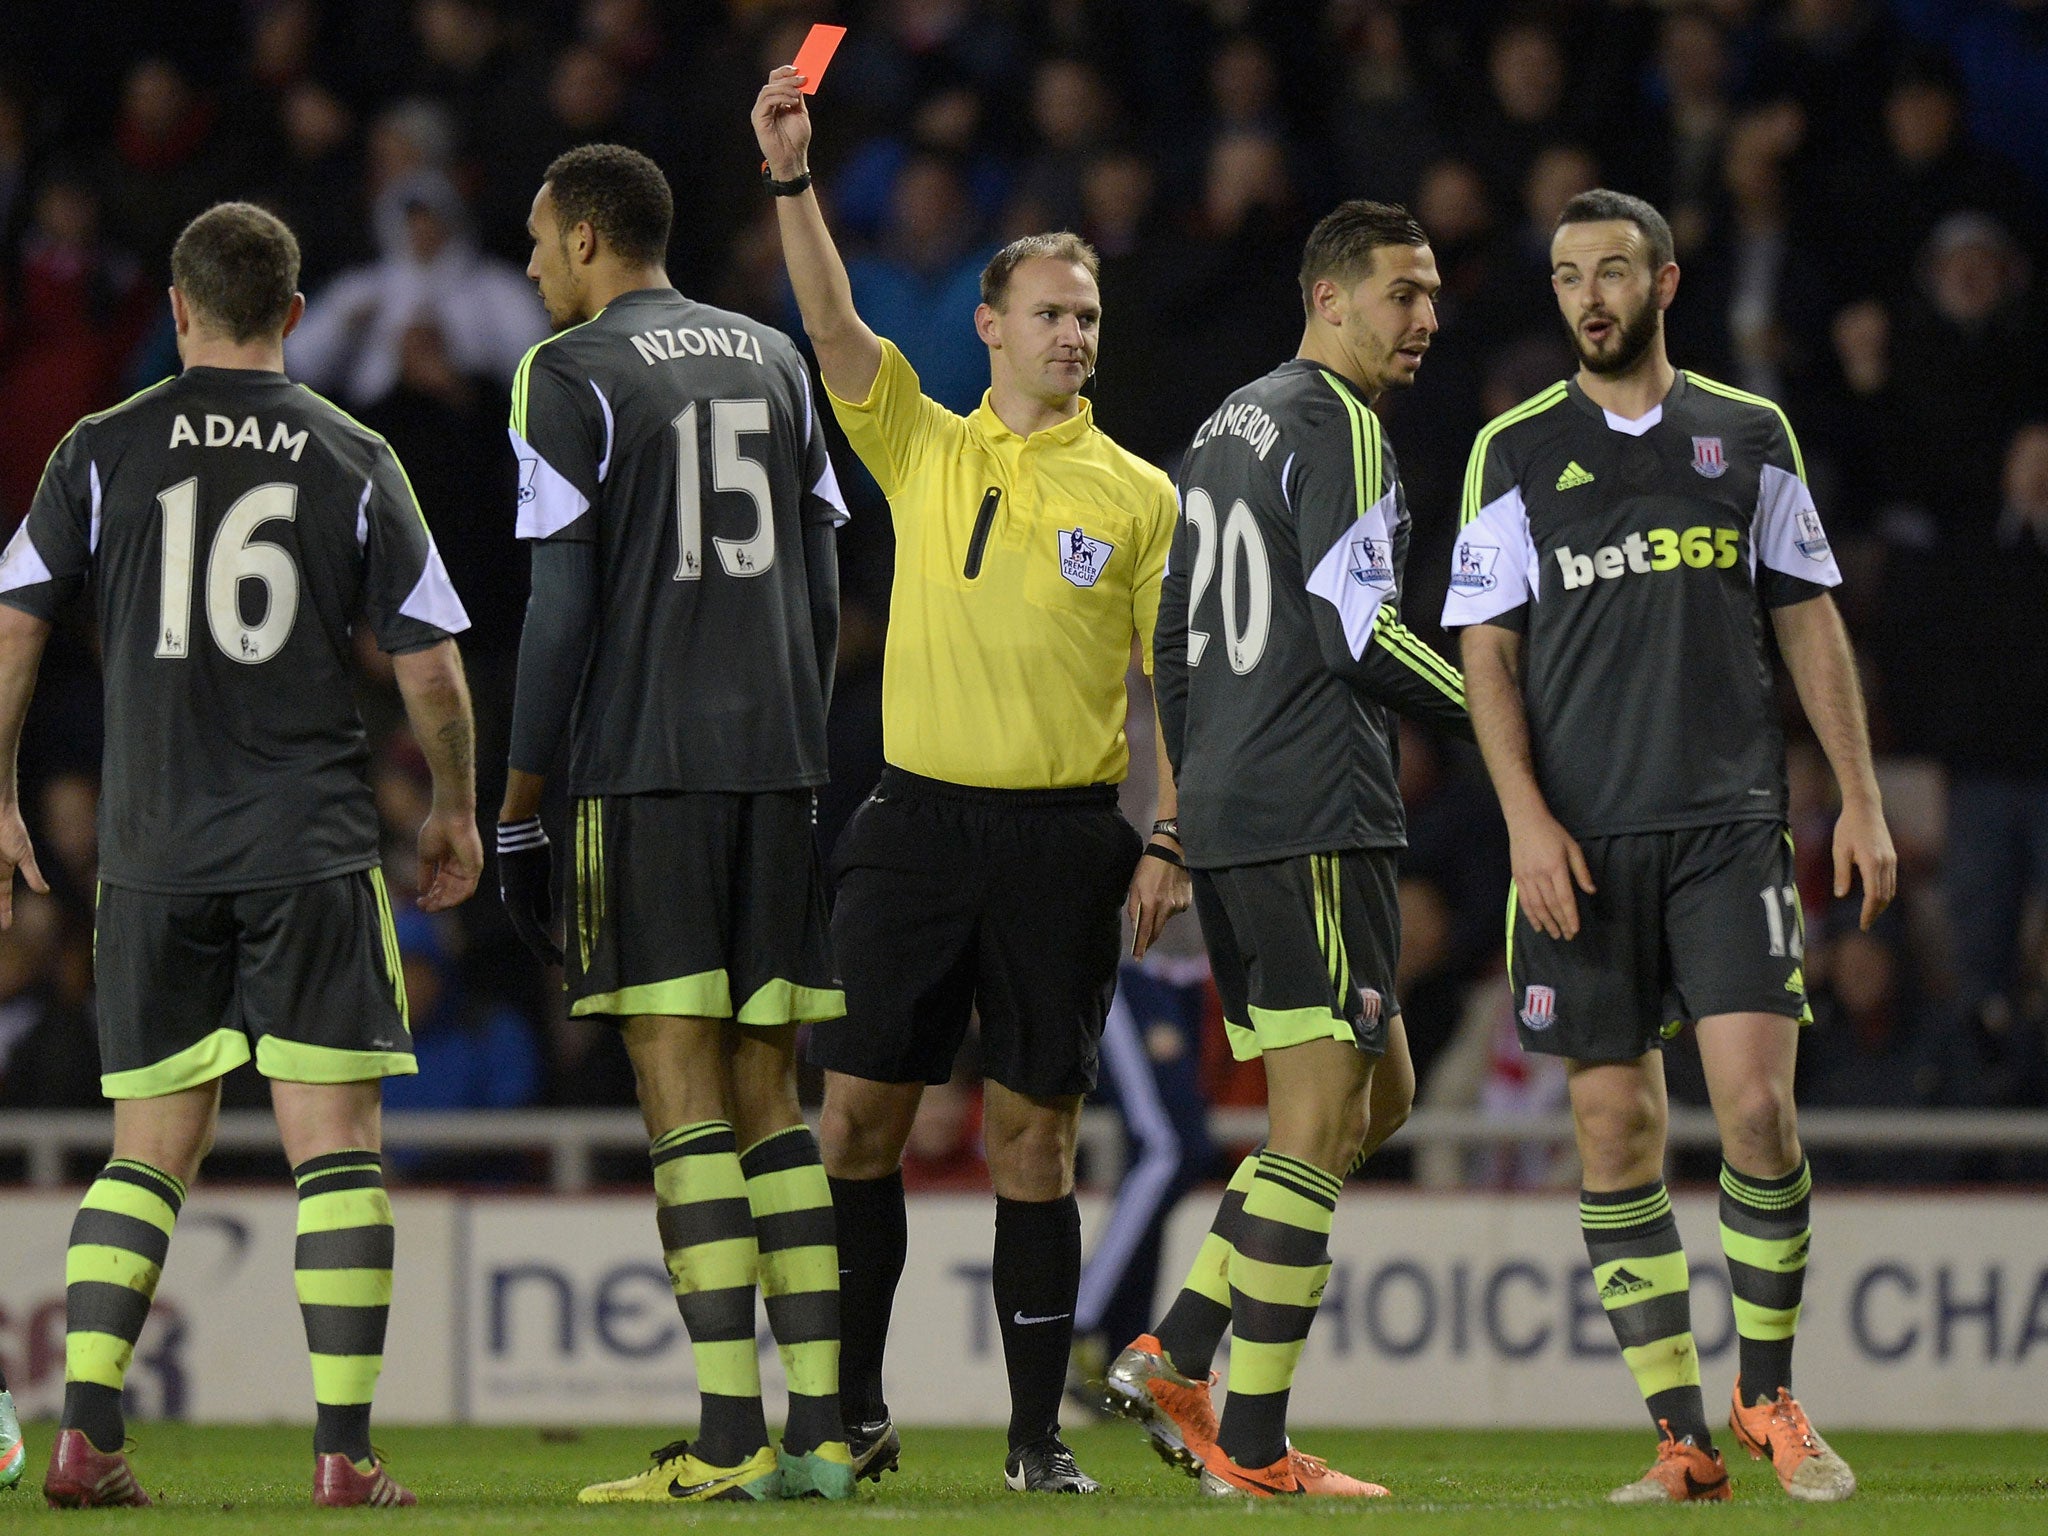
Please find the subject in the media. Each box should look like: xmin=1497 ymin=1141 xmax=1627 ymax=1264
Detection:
xmin=1785 ymin=967 xmax=1806 ymax=996
xmin=1556 ymin=460 xmax=1596 ymax=490
xmin=1787 ymin=1237 xmax=1811 ymax=1266
xmin=1600 ymin=1266 xmax=1656 ymax=1301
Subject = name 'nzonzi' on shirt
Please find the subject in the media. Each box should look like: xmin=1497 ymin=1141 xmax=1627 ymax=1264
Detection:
xmin=629 ymin=326 xmax=769 ymax=367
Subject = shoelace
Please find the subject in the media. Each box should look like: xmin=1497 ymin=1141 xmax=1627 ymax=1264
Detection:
xmin=649 ymin=1439 xmax=693 ymax=1466
xmin=1768 ymin=1395 xmax=1818 ymax=1450
xmin=1290 ymin=1450 xmax=1331 ymax=1476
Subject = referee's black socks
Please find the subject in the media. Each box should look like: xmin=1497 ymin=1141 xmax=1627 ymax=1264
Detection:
xmin=993 ymin=1193 xmax=1081 ymax=1451
xmin=828 ymin=1170 xmax=907 ymax=1426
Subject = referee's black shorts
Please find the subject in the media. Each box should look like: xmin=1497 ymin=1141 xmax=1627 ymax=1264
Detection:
xmin=809 ymin=767 xmax=1144 ymax=1098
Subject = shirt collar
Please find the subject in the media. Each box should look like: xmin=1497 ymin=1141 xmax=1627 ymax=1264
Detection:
xmin=1566 ymin=370 xmax=1688 ymax=435
xmin=969 ymin=390 xmax=1095 ymax=447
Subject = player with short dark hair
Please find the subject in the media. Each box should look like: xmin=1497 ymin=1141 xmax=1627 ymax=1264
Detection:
xmin=1446 ymin=189 xmax=1892 ymax=1504
xmin=1106 ymin=200 xmax=1468 ymax=1499
xmin=495 ymin=143 xmax=854 ymax=1504
xmin=755 ymin=66 xmax=1187 ymax=1494
xmin=0 ymin=200 xmax=481 ymax=1509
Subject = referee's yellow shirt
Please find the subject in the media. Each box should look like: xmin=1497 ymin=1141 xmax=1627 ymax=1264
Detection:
xmin=827 ymin=340 xmax=1177 ymax=790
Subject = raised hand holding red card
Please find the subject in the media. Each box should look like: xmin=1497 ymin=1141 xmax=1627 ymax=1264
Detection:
xmin=792 ymin=24 xmax=846 ymax=95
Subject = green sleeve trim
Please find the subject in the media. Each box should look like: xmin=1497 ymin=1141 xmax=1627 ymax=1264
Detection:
xmin=1462 ymin=383 xmax=1567 ymax=524
xmin=255 ymin=1036 xmax=418 ymax=1083
xmin=509 ymin=313 xmax=603 ymax=439
xmin=294 ymin=385 xmax=435 ymax=531
xmin=1372 ymin=606 xmax=1466 ymax=702
xmin=1684 ymin=372 xmax=1806 ymax=483
xmin=101 ymin=1026 xmax=252 ymax=1099
xmin=1318 ymin=370 xmax=1384 ymax=520
xmin=36 ymin=377 xmax=177 ymax=502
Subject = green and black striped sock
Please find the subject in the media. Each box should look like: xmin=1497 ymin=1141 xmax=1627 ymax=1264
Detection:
xmin=1582 ymin=1181 xmax=1711 ymax=1446
xmin=293 ymin=1149 xmax=395 ymax=1463
xmin=1153 ymin=1152 xmax=1259 ymax=1379
xmin=1721 ymin=1159 xmax=1811 ymax=1404
xmin=742 ymin=1126 xmax=841 ymax=1456
xmin=653 ymin=1120 xmax=766 ymax=1465
xmin=1216 ymin=1150 xmax=1339 ymax=1471
xmin=63 ymin=1159 xmax=187 ymax=1452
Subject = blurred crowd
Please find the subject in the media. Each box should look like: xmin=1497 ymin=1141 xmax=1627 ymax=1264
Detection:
xmin=0 ymin=0 xmax=2044 ymax=1186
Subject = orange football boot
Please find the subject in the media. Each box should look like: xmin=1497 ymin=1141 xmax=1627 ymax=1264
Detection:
xmin=1729 ymin=1380 xmax=1856 ymax=1502
xmin=1607 ymin=1421 xmax=1732 ymax=1504
xmin=1103 ymin=1334 xmax=1218 ymax=1475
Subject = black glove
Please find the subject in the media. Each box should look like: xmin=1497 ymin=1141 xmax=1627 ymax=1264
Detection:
xmin=497 ymin=816 xmax=563 ymax=967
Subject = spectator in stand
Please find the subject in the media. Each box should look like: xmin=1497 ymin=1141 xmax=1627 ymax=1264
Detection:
xmin=1459 ymin=16 xmax=1582 ymax=208
xmin=0 ymin=174 xmax=151 ymax=524
xmin=93 ymin=58 xmax=246 ymax=280
xmin=1889 ymin=0 xmax=2048 ymax=199
xmin=1934 ymin=423 xmax=2048 ymax=1034
xmin=0 ymin=891 xmax=99 ymax=1110
xmin=287 ymin=169 xmax=544 ymax=410
xmin=258 ymin=80 xmax=372 ymax=291
xmin=1325 ymin=0 xmax=1445 ymax=208
xmin=1479 ymin=141 xmax=1600 ymax=347
xmin=836 ymin=152 xmax=996 ymax=415
xmin=1010 ymin=57 xmax=1118 ymax=236
xmin=1835 ymin=50 xmax=2047 ymax=305
xmin=383 ymin=908 xmax=542 ymax=1113
xmin=1634 ymin=5 xmax=1736 ymax=258
xmin=0 ymin=80 xmax=31 ymax=266
xmin=357 ymin=322 xmax=517 ymax=656
xmin=409 ymin=0 xmax=552 ymax=253
xmin=1753 ymin=0 xmax=1899 ymax=173
xmin=366 ymin=98 xmax=458 ymax=203
xmin=1889 ymin=211 xmax=2046 ymax=518
xmin=1677 ymin=104 xmax=1834 ymax=405
xmin=1809 ymin=297 xmax=1919 ymax=544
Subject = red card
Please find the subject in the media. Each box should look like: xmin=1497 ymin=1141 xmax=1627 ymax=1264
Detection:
xmin=793 ymin=24 xmax=847 ymax=94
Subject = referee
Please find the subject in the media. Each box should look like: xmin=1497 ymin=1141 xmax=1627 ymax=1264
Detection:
xmin=753 ymin=67 xmax=1187 ymax=1494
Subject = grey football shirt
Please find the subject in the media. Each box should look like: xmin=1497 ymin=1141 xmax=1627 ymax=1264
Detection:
xmin=1441 ymin=372 xmax=1839 ymax=837
xmin=1155 ymin=359 xmax=1469 ymax=868
xmin=509 ymin=288 xmax=847 ymax=794
xmin=0 ymin=366 xmax=469 ymax=892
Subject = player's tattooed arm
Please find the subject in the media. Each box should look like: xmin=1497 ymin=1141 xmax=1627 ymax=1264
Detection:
xmin=1771 ymin=593 xmax=1896 ymax=929
xmin=393 ymin=639 xmax=484 ymax=912
xmin=1460 ymin=621 xmax=1594 ymax=942
xmin=753 ymin=65 xmax=884 ymax=403
xmin=0 ymin=604 xmax=51 ymax=929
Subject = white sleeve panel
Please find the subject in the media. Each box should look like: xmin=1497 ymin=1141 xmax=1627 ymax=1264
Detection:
xmin=1305 ymin=486 xmax=1398 ymax=660
xmin=1441 ymin=486 xmax=1535 ymax=627
xmin=1752 ymin=462 xmax=1841 ymax=587
xmin=509 ymin=426 xmax=591 ymax=540
xmin=399 ymin=540 xmax=472 ymax=634
xmin=0 ymin=521 xmax=54 ymax=596
xmin=805 ymin=375 xmax=851 ymax=526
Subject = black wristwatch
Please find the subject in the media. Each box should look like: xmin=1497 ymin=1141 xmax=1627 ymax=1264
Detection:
xmin=1151 ymin=817 xmax=1180 ymax=840
xmin=761 ymin=161 xmax=813 ymax=197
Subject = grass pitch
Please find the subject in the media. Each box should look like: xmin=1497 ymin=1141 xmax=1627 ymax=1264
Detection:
xmin=5 ymin=1422 xmax=2045 ymax=1533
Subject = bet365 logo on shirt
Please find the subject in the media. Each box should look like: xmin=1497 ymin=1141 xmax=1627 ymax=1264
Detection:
xmin=1555 ymin=525 xmax=1739 ymax=589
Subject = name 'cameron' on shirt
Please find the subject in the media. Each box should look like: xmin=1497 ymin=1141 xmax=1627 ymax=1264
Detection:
xmin=1189 ymin=400 xmax=1281 ymax=461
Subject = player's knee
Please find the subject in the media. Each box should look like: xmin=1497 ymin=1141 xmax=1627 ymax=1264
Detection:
xmin=985 ymin=1116 xmax=1076 ymax=1198
xmin=1574 ymin=1099 xmax=1664 ymax=1181
xmin=818 ymin=1097 xmax=902 ymax=1179
xmin=1725 ymin=1085 xmax=1799 ymax=1172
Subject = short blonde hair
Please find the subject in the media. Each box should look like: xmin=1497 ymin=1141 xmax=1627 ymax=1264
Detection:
xmin=980 ymin=231 xmax=1100 ymax=309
